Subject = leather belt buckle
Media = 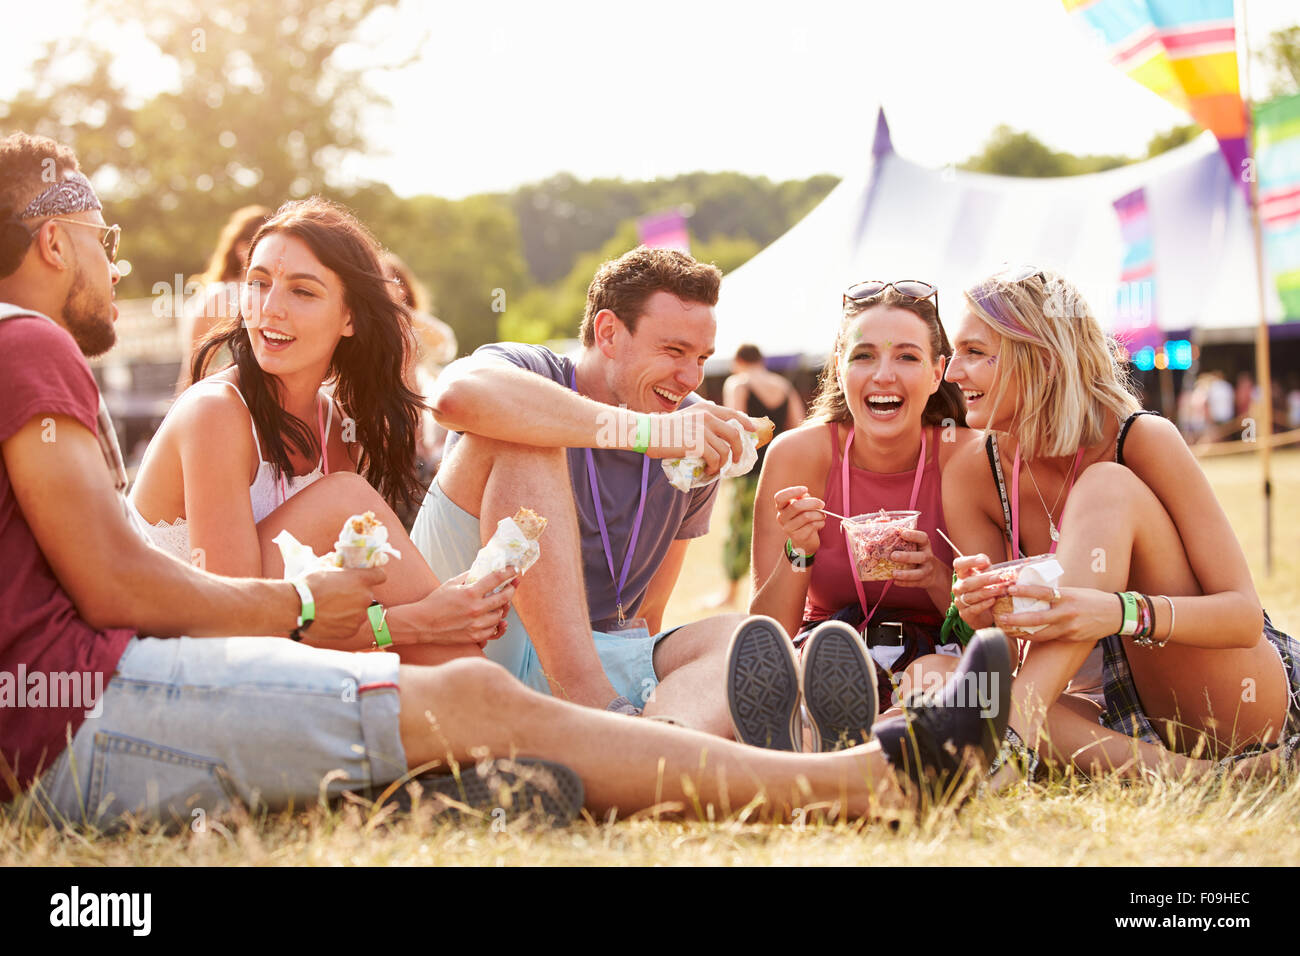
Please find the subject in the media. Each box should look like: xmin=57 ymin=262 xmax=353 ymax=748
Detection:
xmin=865 ymin=621 xmax=904 ymax=647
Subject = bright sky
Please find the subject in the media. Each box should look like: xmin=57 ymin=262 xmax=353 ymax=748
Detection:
xmin=2 ymin=0 xmax=1297 ymax=198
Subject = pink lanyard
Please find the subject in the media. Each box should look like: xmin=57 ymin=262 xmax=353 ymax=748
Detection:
xmin=841 ymin=425 xmax=928 ymax=627
xmin=279 ymin=395 xmax=331 ymax=505
xmin=1010 ymin=445 xmax=1084 ymax=557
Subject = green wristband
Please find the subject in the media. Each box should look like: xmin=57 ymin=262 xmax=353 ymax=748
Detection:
xmin=1118 ymin=591 xmax=1140 ymax=637
xmin=368 ymin=601 xmax=393 ymax=648
xmin=290 ymin=578 xmax=315 ymax=641
xmin=632 ymin=413 xmax=651 ymax=454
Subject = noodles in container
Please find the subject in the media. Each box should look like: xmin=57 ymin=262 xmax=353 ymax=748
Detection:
xmin=842 ymin=509 xmax=921 ymax=582
xmin=466 ymin=507 xmax=548 ymax=588
xmin=273 ymin=511 xmax=401 ymax=579
xmin=661 ymin=416 xmax=776 ymax=493
xmin=987 ymin=554 xmax=1064 ymax=636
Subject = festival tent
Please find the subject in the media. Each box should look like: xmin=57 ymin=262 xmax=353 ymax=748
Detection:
xmin=712 ymin=108 xmax=1277 ymax=364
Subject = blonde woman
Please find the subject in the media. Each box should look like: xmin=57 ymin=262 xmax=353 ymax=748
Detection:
xmin=943 ymin=266 xmax=1299 ymax=781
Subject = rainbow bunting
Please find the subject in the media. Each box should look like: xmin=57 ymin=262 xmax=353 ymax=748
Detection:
xmin=1062 ymin=0 xmax=1248 ymax=182
xmin=1255 ymin=93 xmax=1300 ymax=320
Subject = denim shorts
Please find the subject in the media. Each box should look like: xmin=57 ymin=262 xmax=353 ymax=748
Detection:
xmin=411 ymin=479 xmax=669 ymax=707
xmin=24 ymin=635 xmax=406 ymax=829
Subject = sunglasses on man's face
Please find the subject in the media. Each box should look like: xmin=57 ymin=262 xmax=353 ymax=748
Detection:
xmin=842 ymin=279 xmax=938 ymax=310
xmin=32 ymin=218 xmax=121 ymax=264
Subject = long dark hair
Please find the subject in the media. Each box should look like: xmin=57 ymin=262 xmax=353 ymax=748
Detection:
xmin=193 ymin=197 xmax=424 ymax=513
xmin=808 ymin=288 xmax=966 ymax=428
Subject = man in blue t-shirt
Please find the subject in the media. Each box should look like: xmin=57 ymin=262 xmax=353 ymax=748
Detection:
xmin=415 ymin=248 xmax=760 ymax=731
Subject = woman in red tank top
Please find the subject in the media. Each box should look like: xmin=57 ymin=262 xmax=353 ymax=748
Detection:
xmin=750 ymin=283 xmax=977 ymax=711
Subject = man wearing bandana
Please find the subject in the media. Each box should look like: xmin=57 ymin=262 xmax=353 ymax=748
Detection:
xmin=0 ymin=132 xmax=1011 ymax=829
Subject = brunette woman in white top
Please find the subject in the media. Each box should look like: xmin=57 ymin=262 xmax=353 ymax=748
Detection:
xmin=131 ymin=198 xmax=515 ymax=663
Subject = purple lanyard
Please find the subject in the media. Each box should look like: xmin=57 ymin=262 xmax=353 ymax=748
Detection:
xmin=570 ymin=368 xmax=650 ymax=624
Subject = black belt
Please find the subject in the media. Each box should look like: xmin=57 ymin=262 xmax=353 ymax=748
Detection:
xmin=865 ymin=622 xmax=904 ymax=647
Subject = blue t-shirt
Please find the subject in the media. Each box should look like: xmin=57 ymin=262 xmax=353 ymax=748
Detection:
xmin=460 ymin=343 xmax=719 ymax=630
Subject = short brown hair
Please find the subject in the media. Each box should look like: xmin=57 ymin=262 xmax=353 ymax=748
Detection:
xmin=0 ymin=132 xmax=81 ymax=217
xmin=579 ymin=246 xmax=721 ymax=346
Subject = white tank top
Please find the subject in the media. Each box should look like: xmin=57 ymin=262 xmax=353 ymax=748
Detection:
xmin=139 ymin=380 xmax=334 ymax=562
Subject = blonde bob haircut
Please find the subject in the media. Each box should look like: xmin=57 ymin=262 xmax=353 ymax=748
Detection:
xmin=962 ymin=267 xmax=1140 ymax=459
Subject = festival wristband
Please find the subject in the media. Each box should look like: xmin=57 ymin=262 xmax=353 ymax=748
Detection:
xmin=632 ymin=413 xmax=652 ymax=454
xmin=1117 ymin=591 xmax=1140 ymax=637
xmin=785 ymin=538 xmax=814 ymax=571
xmin=290 ymin=578 xmax=315 ymax=641
xmin=368 ymin=601 xmax=393 ymax=648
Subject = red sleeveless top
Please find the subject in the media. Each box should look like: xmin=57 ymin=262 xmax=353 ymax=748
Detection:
xmin=803 ymin=423 xmax=952 ymax=625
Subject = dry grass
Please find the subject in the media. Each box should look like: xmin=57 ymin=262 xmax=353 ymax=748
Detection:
xmin=3 ymin=450 xmax=1298 ymax=866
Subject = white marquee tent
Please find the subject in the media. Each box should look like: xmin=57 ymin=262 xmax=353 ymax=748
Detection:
xmin=713 ymin=108 xmax=1278 ymax=363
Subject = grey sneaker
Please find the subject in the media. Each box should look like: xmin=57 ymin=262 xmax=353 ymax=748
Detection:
xmin=726 ymin=615 xmax=803 ymax=751
xmin=801 ymin=621 xmax=880 ymax=752
xmin=374 ymin=757 xmax=585 ymax=827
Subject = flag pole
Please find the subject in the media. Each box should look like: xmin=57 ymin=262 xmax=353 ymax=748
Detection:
xmin=1240 ymin=0 xmax=1275 ymax=576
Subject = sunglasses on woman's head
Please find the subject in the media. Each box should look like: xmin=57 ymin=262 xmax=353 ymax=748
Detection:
xmin=843 ymin=279 xmax=938 ymax=310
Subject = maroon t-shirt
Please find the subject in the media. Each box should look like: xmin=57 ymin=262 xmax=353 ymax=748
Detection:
xmin=0 ymin=312 xmax=134 ymax=802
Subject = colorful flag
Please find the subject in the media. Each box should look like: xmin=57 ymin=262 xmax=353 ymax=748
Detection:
xmin=637 ymin=209 xmax=691 ymax=254
xmin=1256 ymin=93 xmax=1300 ymax=320
xmin=1112 ymin=188 xmax=1162 ymax=349
xmin=1063 ymin=0 xmax=1248 ymax=183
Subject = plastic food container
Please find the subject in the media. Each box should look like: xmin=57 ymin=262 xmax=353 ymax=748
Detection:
xmin=842 ymin=510 xmax=921 ymax=582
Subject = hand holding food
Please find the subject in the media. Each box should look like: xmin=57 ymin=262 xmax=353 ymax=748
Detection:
xmin=466 ymin=507 xmax=547 ymax=587
xmin=842 ymin=509 xmax=921 ymax=582
xmin=662 ymin=416 xmax=775 ymax=492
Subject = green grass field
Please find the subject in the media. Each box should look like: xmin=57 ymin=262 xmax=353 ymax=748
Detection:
xmin=3 ymin=450 xmax=1298 ymax=866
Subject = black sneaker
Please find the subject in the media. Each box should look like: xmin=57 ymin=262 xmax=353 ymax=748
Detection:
xmin=372 ymin=757 xmax=584 ymax=827
xmin=873 ymin=628 xmax=1013 ymax=794
xmin=726 ymin=615 xmax=803 ymax=751
xmin=801 ymin=621 xmax=879 ymax=752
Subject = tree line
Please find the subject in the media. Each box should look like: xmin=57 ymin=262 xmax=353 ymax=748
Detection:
xmin=5 ymin=0 xmax=1295 ymax=355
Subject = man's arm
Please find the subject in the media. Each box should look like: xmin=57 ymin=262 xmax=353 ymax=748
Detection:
xmin=638 ymin=538 xmax=690 ymax=636
xmin=432 ymin=354 xmax=754 ymax=472
xmin=432 ymin=355 xmax=637 ymax=449
xmin=3 ymin=414 xmax=379 ymax=640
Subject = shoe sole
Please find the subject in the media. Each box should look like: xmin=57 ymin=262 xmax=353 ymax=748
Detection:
xmin=802 ymin=621 xmax=880 ymax=752
xmin=374 ymin=757 xmax=584 ymax=826
xmin=726 ymin=615 xmax=802 ymax=751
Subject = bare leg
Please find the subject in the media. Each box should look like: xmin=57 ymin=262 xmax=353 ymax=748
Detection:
xmin=256 ymin=472 xmax=481 ymax=666
xmin=1036 ymin=694 xmax=1198 ymax=778
xmin=646 ymin=613 xmax=747 ymax=736
xmin=1010 ymin=462 xmax=1288 ymax=771
xmin=437 ymin=436 xmax=618 ymax=707
xmin=398 ymin=658 xmax=905 ymax=820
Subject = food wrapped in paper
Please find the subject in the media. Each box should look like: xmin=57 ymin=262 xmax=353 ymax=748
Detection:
xmin=273 ymin=529 xmax=337 ymax=580
xmin=661 ymin=416 xmax=775 ymax=493
xmin=332 ymin=511 xmax=402 ymax=568
xmin=272 ymin=511 xmax=401 ymax=580
xmin=988 ymin=555 xmax=1063 ymax=636
xmin=466 ymin=507 xmax=547 ymax=586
